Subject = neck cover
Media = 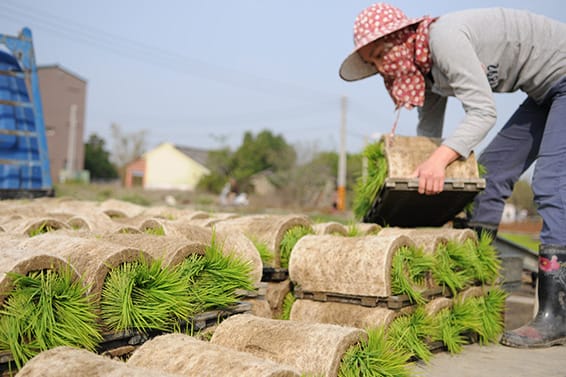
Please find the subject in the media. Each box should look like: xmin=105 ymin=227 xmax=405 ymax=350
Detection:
xmin=380 ymin=17 xmax=435 ymax=109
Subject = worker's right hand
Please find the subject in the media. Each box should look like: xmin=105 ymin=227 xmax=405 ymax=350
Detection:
xmin=412 ymin=145 xmax=460 ymax=195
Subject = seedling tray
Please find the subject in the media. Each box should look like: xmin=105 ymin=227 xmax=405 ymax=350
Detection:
xmin=364 ymin=178 xmax=485 ymax=227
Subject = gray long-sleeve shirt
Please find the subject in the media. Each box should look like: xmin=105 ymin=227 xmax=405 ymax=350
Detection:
xmin=417 ymin=8 xmax=566 ymax=157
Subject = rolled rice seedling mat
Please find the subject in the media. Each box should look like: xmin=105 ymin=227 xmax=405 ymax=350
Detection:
xmin=66 ymin=213 xmax=141 ymax=234
xmin=378 ymin=227 xmax=450 ymax=254
xmin=210 ymin=313 xmax=367 ymax=377
xmin=312 ymin=222 xmax=348 ymax=236
xmin=212 ymin=214 xmax=313 ymax=268
xmin=1 ymin=217 xmax=69 ymax=237
xmin=265 ymin=280 xmax=291 ymax=319
xmin=240 ymin=298 xmax=273 ymax=318
xmin=140 ymin=218 xmax=263 ymax=286
xmin=140 ymin=206 xmax=209 ymax=221
xmin=386 ymin=306 xmax=434 ymax=363
xmin=423 ymin=297 xmax=454 ymax=354
xmin=127 ymin=333 xmax=301 ymax=377
xmin=350 ymin=222 xmax=381 ymax=236
xmin=13 ymin=233 xmax=153 ymax=304
xmin=0 ymin=246 xmax=80 ymax=306
xmin=289 ymin=234 xmax=443 ymax=308
xmin=289 ymin=299 xmax=410 ymax=330
xmin=15 ymin=346 xmax=182 ymax=377
xmin=99 ymin=199 xmax=147 ymax=219
xmin=79 ymin=232 xmax=207 ymax=268
xmin=0 ymin=267 xmax=101 ymax=369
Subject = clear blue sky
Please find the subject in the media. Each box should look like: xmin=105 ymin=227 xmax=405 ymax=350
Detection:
xmin=1 ymin=1 xmax=564 ymax=157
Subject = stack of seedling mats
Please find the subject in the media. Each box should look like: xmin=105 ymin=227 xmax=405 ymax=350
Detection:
xmin=0 ymin=200 xmax=260 ymax=373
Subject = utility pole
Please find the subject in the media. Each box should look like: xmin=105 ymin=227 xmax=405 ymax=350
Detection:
xmin=337 ymin=96 xmax=347 ymax=211
xmin=66 ymin=104 xmax=78 ymax=175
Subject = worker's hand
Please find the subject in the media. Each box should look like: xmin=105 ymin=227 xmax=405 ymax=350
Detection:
xmin=412 ymin=145 xmax=460 ymax=195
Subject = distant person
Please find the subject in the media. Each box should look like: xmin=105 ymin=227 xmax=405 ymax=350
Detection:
xmin=340 ymin=3 xmax=566 ymax=348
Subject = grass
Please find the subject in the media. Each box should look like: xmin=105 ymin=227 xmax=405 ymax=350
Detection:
xmin=0 ymin=269 xmax=101 ymax=369
xmin=386 ymin=308 xmax=433 ymax=363
xmin=280 ymin=292 xmax=296 ymax=320
xmin=498 ymin=232 xmax=540 ymax=252
xmin=250 ymin=237 xmax=274 ymax=266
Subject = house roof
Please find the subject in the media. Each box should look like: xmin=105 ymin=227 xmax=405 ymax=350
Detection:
xmin=175 ymin=145 xmax=209 ymax=167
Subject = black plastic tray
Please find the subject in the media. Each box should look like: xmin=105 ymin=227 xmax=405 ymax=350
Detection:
xmin=363 ymin=178 xmax=485 ymax=227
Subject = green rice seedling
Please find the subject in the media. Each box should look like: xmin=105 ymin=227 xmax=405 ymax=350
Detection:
xmin=28 ymin=222 xmax=56 ymax=237
xmin=386 ymin=307 xmax=434 ymax=363
xmin=339 ymin=326 xmax=412 ymax=377
xmin=0 ymin=269 xmax=101 ymax=369
xmin=440 ymin=295 xmax=483 ymax=352
xmin=279 ymin=226 xmax=314 ymax=268
xmin=391 ymin=246 xmax=434 ymax=305
xmin=429 ymin=307 xmax=468 ymax=354
xmin=251 ymin=238 xmax=274 ymax=266
xmin=143 ymin=226 xmax=165 ymax=236
xmin=464 ymin=233 xmax=501 ymax=285
xmin=431 ymin=241 xmax=475 ymax=296
xmin=353 ymin=141 xmax=387 ymax=220
xmin=179 ymin=234 xmax=254 ymax=313
xmin=471 ymin=287 xmax=507 ymax=345
xmin=280 ymin=292 xmax=296 ymax=320
xmin=101 ymin=257 xmax=192 ymax=333
xmin=346 ymin=222 xmax=361 ymax=237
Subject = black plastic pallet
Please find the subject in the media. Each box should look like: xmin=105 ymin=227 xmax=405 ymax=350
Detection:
xmin=364 ymin=179 xmax=485 ymax=227
xmin=294 ymin=286 xmax=445 ymax=310
xmin=261 ymin=267 xmax=289 ymax=282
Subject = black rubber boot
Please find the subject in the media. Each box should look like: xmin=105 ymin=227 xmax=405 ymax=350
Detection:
xmin=501 ymin=244 xmax=566 ymax=348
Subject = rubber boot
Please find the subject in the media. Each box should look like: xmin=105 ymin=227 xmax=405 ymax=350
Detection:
xmin=500 ymin=244 xmax=566 ymax=348
xmin=468 ymin=222 xmax=498 ymax=242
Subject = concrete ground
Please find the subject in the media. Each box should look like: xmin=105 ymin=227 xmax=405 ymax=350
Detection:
xmin=413 ymin=282 xmax=566 ymax=376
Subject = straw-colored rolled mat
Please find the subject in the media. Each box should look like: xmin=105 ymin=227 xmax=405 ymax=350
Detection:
xmin=378 ymin=227 xmax=449 ymax=254
xmin=141 ymin=206 xmax=209 ymax=220
xmin=241 ymin=298 xmax=273 ymax=319
xmin=15 ymin=346 xmax=181 ymax=377
xmin=99 ymin=198 xmax=147 ymax=219
xmin=1 ymin=217 xmax=69 ymax=236
xmin=312 ymin=222 xmax=347 ymax=236
xmin=140 ymin=218 xmax=263 ymax=286
xmin=458 ymin=285 xmax=491 ymax=301
xmin=67 ymin=213 xmax=141 ymax=234
xmin=128 ymin=333 xmax=301 ymax=377
xmin=211 ymin=313 xmax=367 ymax=377
xmin=74 ymin=232 xmax=207 ymax=268
xmin=0 ymin=246 xmax=80 ymax=306
xmin=289 ymin=234 xmax=414 ymax=297
xmin=212 ymin=214 xmax=313 ymax=268
xmin=266 ymin=280 xmax=291 ymax=319
xmin=13 ymin=233 xmax=152 ymax=303
xmin=383 ymin=135 xmax=481 ymax=179
xmin=424 ymin=297 xmax=453 ymax=317
xmin=44 ymin=199 xmax=99 ymax=218
xmin=354 ymin=222 xmax=381 ymax=235
xmin=290 ymin=299 xmax=407 ymax=330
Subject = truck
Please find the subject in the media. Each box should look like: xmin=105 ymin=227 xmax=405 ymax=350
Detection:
xmin=0 ymin=27 xmax=53 ymax=199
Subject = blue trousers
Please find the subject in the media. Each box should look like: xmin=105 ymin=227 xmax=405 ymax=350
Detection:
xmin=470 ymin=77 xmax=566 ymax=245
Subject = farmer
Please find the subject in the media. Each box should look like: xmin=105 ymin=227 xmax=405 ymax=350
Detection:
xmin=339 ymin=3 xmax=566 ymax=348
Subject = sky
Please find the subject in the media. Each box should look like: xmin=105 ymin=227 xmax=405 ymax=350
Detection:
xmin=1 ymin=1 xmax=564 ymax=158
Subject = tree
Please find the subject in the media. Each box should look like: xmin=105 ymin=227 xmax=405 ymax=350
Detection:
xmin=84 ymin=133 xmax=118 ymax=180
xmin=509 ymin=179 xmax=536 ymax=215
xmin=110 ymin=123 xmax=147 ymax=178
xmin=230 ymin=130 xmax=296 ymax=189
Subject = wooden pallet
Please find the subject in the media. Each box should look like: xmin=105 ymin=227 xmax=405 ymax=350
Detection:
xmin=294 ymin=286 xmax=445 ymax=309
xmin=261 ymin=267 xmax=288 ymax=282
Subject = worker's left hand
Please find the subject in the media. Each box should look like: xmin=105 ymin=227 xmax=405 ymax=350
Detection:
xmin=412 ymin=145 xmax=460 ymax=195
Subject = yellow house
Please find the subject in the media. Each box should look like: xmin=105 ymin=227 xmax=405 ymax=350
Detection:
xmin=124 ymin=143 xmax=210 ymax=190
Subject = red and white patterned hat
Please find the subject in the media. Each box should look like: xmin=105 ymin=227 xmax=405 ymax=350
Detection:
xmin=339 ymin=3 xmax=425 ymax=82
